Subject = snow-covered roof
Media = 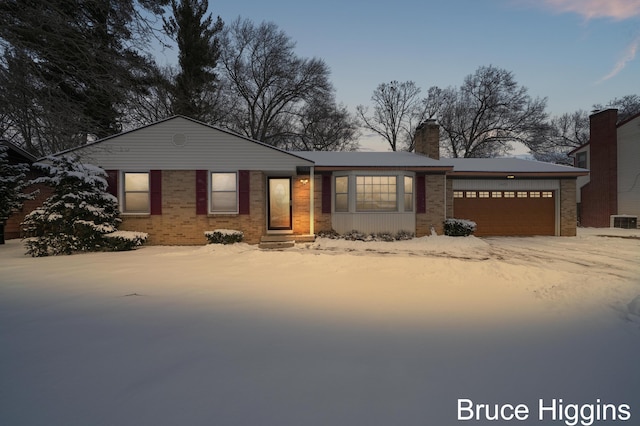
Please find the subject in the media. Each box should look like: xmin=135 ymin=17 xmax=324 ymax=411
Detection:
xmin=290 ymin=151 xmax=450 ymax=168
xmin=291 ymin=151 xmax=587 ymax=176
xmin=440 ymin=157 xmax=588 ymax=175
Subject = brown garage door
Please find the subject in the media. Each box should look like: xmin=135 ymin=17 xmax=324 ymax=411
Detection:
xmin=453 ymin=190 xmax=555 ymax=236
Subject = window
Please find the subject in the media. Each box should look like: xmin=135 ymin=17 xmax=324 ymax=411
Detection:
xmin=517 ymin=191 xmax=528 ymax=198
xmin=211 ymin=172 xmax=237 ymax=213
xmin=542 ymin=191 xmax=553 ymax=198
xmin=404 ymin=176 xmax=414 ymax=211
xmin=356 ymin=175 xmax=397 ymax=211
xmin=454 ymin=191 xmax=464 ymax=198
xmin=466 ymin=191 xmax=477 ymax=198
xmin=504 ymin=191 xmax=515 ymax=198
xmin=335 ymin=176 xmax=349 ymax=212
xmin=530 ymin=191 xmax=540 ymax=198
xmin=491 ymin=191 xmax=502 ymax=198
xmin=576 ymin=152 xmax=587 ymax=169
xmin=123 ymin=172 xmax=149 ymax=213
xmin=479 ymin=191 xmax=490 ymax=198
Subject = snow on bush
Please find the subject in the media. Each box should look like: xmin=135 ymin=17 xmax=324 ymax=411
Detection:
xmin=0 ymin=145 xmax=37 ymax=225
xmin=205 ymin=229 xmax=244 ymax=244
xmin=444 ymin=218 xmax=477 ymax=237
xmin=319 ymin=229 xmax=415 ymax=242
xmin=103 ymin=231 xmax=149 ymax=251
xmin=22 ymin=155 xmax=124 ymax=256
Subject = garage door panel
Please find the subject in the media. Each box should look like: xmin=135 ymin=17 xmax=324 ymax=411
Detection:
xmin=454 ymin=193 xmax=555 ymax=236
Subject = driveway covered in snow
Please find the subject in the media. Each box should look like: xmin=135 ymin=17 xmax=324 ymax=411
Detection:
xmin=1 ymin=229 xmax=639 ymax=426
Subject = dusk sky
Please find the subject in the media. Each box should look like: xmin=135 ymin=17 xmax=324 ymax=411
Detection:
xmin=156 ymin=0 xmax=640 ymax=151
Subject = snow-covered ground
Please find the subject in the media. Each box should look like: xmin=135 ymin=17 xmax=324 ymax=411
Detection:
xmin=1 ymin=228 xmax=639 ymax=425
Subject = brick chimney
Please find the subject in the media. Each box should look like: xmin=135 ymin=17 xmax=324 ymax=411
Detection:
xmin=414 ymin=119 xmax=440 ymax=159
xmin=580 ymin=109 xmax=618 ymax=227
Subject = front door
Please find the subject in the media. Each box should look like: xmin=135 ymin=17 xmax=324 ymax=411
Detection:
xmin=268 ymin=177 xmax=292 ymax=230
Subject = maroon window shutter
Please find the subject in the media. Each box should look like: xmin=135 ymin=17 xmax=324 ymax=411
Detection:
xmin=322 ymin=174 xmax=331 ymax=214
xmin=196 ymin=170 xmax=208 ymax=215
xmin=416 ymin=175 xmax=426 ymax=214
xmin=105 ymin=170 xmax=118 ymax=198
xmin=150 ymin=170 xmax=162 ymax=215
xmin=238 ymin=170 xmax=250 ymax=215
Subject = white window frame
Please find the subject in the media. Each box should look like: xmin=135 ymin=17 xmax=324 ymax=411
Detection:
xmin=210 ymin=171 xmax=239 ymax=214
xmin=122 ymin=171 xmax=150 ymax=214
xmin=334 ymin=175 xmax=349 ymax=213
xmin=333 ymin=171 xmax=415 ymax=213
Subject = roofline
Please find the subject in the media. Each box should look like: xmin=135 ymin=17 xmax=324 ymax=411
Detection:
xmin=617 ymin=110 xmax=640 ymax=127
xmin=448 ymin=171 xmax=589 ymax=178
xmin=0 ymin=139 xmax=38 ymax=162
xmin=51 ymin=115 xmax=314 ymax=164
xmin=314 ymin=166 xmax=453 ymax=172
xmin=568 ymin=142 xmax=589 ymax=156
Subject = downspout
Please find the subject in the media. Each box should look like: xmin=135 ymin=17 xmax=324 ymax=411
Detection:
xmin=310 ymin=165 xmax=315 ymax=235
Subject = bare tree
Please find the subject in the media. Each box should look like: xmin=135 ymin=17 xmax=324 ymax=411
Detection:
xmin=528 ymin=110 xmax=589 ymax=165
xmin=219 ymin=18 xmax=334 ymax=147
xmin=593 ymin=94 xmax=640 ymax=123
xmin=356 ymin=81 xmax=422 ymax=151
xmin=290 ymin=101 xmax=359 ymax=151
xmin=425 ymin=65 xmax=547 ymax=158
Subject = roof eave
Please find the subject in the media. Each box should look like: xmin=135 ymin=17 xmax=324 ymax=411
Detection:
xmin=313 ymin=166 xmax=453 ymax=172
xmin=448 ymin=171 xmax=589 ymax=178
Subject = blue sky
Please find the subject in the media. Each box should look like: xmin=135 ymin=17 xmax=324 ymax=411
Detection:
xmin=156 ymin=0 xmax=640 ymax=151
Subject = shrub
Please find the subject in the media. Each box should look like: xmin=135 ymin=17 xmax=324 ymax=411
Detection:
xmin=22 ymin=156 xmax=121 ymax=256
xmin=343 ymin=230 xmax=368 ymax=241
xmin=103 ymin=231 xmax=149 ymax=251
xmin=394 ymin=230 xmax=415 ymax=241
xmin=444 ymin=219 xmax=477 ymax=237
xmin=316 ymin=229 xmax=340 ymax=239
xmin=205 ymin=229 xmax=243 ymax=244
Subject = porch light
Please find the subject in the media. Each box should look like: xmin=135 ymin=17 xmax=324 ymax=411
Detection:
xmin=299 ymin=178 xmax=309 ymax=185
xmin=506 ymin=175 xmax=515 ymax=179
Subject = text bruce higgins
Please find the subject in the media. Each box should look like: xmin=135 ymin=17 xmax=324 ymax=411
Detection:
xmin=457 ymin=398 xmax=631 ymax=425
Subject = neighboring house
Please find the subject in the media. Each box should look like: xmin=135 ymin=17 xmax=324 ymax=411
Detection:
xmin=1 ymin=140 xmax=51 ymax=240
xmin=48 ymin=116 xmax=586 ymax=245
xmin=570 ymin=109 xmax=640 ymax=228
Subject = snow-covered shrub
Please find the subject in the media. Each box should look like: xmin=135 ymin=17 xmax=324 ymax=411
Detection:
xmin=316 ymin=229 xmax=340 ymax=239
xmin=205 ymin=229 xmax=244 ymax=244
xmin=394 ymin=230 xmax=415 ymax=241
xmin=103 ymin=231 xmax=149 ymax=251
xmin=22 ymin=155 xmax=121 ymax=256
xmin=343 ymin=230 xmax=369 ymax=241
xmin=375 ymin=231 xmax=395 ymax=242
xmin=0 ymin=145 xmax=37 ymax=229
xmin=444 ymin=219 xmax=477 ymax=237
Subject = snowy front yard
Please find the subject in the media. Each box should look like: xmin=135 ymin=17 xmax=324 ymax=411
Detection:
xmin=1 ymin=229 xmax=639 ymax=426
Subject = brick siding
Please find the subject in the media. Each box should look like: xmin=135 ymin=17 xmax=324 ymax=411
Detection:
xmin=416 ymin=174 xmax=447 ymax=236
xmin=560 ymin=178 xmax=578 ymax=236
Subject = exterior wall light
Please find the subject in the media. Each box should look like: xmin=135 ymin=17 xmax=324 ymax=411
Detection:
xmin=299 ymin=178 xmax=309 ymax=185
xmin=506 ymin=175 xmax=515 ymax=179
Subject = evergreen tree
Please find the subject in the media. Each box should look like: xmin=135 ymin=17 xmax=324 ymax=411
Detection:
xmin=22 ymin=156 xmax=121 ymax=256
xmin=163 ymin=0 xmax=223 ymax=120
xmin=0 ymin=145 xmax=35 ymax=236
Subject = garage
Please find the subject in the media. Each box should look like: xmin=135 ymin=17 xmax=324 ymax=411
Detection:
xmin=453 ymin=189 xmax=556 ymax=236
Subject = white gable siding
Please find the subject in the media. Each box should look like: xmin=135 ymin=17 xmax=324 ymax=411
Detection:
xmin=573 ymin=145 xmax=590 ymax=203
xmin=70 ymin=117 xmax=312 ymax=171
xmin=617 ymin=116 xmax=640 ymax=219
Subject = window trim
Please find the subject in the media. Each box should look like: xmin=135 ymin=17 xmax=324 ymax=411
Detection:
xmin=576 ymin=151 xmax=587 ymax=169
xmin=334 ymin=175 xmax=349 ymax=213
xmin=333 ymin=171 xmax=415 ymax=213
xmin=122 ymin=171 xmax=150 ymax=214
xmin=210 ymin=171 xmax=239 ymax=214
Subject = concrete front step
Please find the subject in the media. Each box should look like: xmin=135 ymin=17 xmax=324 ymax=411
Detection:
xmin=259 ymin=234 xmax=316 ymax=249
